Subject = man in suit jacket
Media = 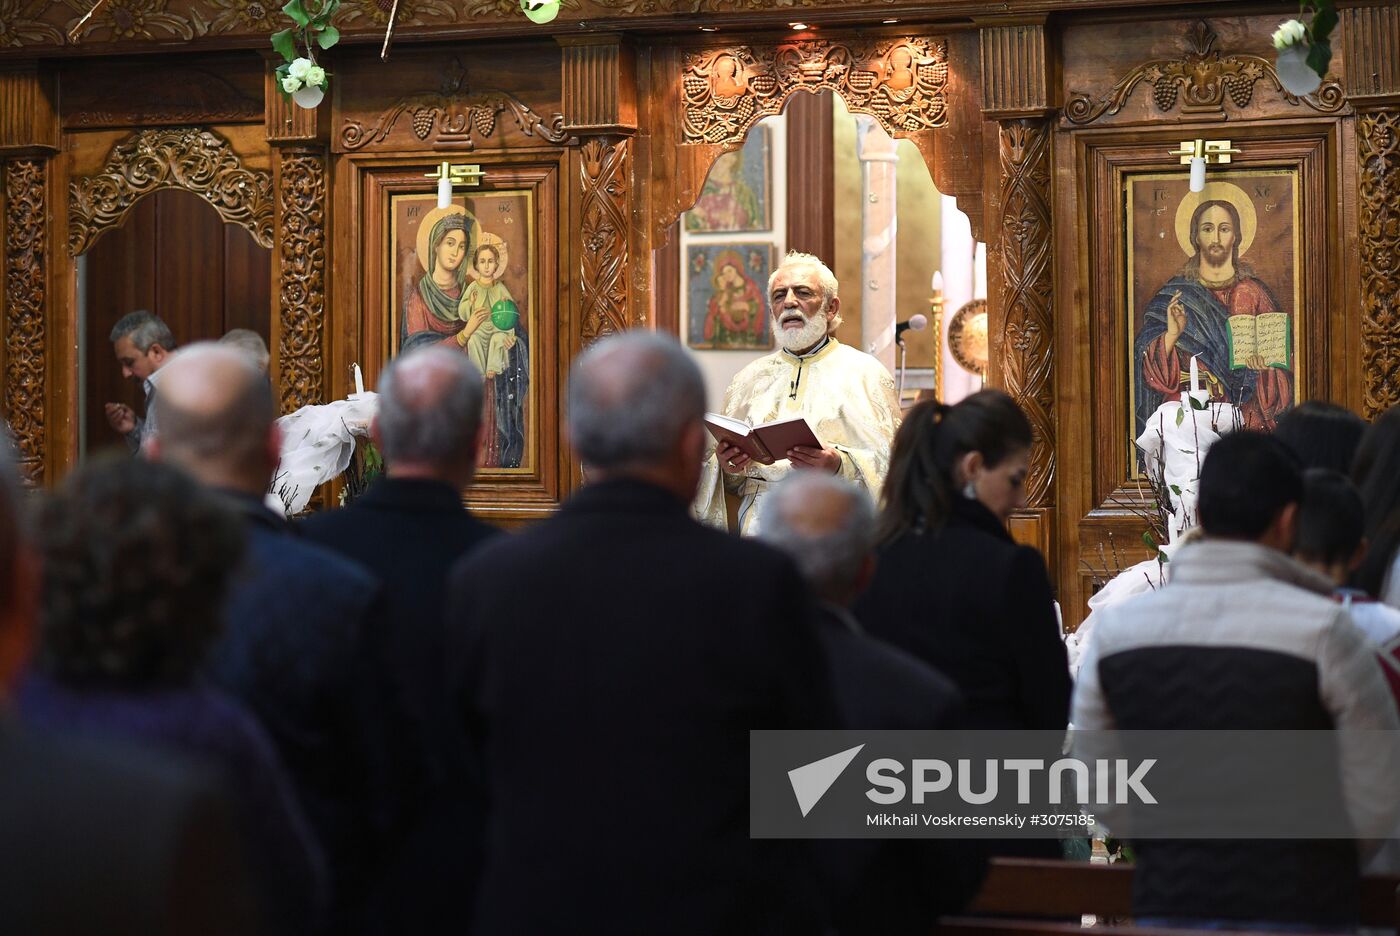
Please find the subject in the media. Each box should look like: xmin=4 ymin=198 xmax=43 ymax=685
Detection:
xmin=760 ymin=472 xmax=986 ymax=935
xmin=149 ymin=346 xmax=391 ymax=931
xmin=302 ymin=347 xmax=497 ymax=933
xmin=447 ymin=332 xmax=840 ymax=935
xmin=0 ymin=430 xmax=256 ymax=936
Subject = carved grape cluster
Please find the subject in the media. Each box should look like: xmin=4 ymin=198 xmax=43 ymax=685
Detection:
xmin=471 ymin=106 xmax=496 ymax=138
xmin=1224 ymin=75 xmax=1254 ymax=109
xmin=411 ymin=108 xmax=435 ymax=139
xmin=1152 ymin=78 xmax=1179 ymax=112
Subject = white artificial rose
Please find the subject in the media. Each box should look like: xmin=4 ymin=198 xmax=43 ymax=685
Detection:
xmin=288 ymin=57 xmax=313 ymax=80
xmin=306 ymin=65 xmax=326 ymax=87
xmin=1272 ymin=19 xmax=1307 ymax=50
xmin=282 ymin=75 xmax=303 ymax=94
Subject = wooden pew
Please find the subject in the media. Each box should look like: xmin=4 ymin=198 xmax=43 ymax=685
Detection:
xmin=941 ymin=858 xmax=1400 ymax=931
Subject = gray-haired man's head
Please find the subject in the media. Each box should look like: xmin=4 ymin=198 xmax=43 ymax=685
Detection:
xmin=374 ymin=347 xmax=485 ymax=487
xmin=148 ymin=343 xmax=276 ymax=495
xmin=568 ymin=331 xmax=706 ymax=495
xmin=218 ymin=328 xmax=271 ymax=374
xmin=110 ymin=311 xmax=176 ymax=383
xmin=761 ymin=473 xmax=876 ymax=605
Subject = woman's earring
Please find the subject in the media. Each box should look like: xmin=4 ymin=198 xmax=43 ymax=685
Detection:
xmin=962 ymin=480 xmax=977 ymax=499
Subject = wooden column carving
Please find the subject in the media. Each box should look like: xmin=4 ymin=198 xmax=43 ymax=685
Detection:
xmin=276 ymin=148 xmax=328 ymax=413
xmin=981 ymin=20 xmax=1055 ymax=513
xmin=266 ymin=64 xmax=329 ymax=413
xmin=1 ymin=66 xmax=57 ymax=483
xmin=1344 ymin=5 xmax=1400 ymax=417
xmin=1358 ymin=113 xmax=1399 ymax=417
xmin=996 ymin=118 xmax=1055 ymax=507
xmin=561 ymin=36 xmax=639 ymax=342
xmin=577 ymin=136 xmax=632 ymax=342
xmin=3 ymin=159 xmax=46 ymax=483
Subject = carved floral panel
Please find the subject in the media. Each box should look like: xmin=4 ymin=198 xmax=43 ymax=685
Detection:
xmin=681 ymin=37 xmax=949 ymax=145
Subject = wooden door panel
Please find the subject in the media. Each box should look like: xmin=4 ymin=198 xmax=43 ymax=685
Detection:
xmin=81 ymin=189 xmax=272 ymax=454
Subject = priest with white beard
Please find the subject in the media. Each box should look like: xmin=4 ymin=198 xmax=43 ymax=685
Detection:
xmin=694 ymin=251 xmax=900 ymax=535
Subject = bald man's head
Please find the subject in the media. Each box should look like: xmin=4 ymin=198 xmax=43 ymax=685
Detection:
xmin=761 ymin=473 xmax=875 ymax=604
xmin=376 ymin=347 xmax=484 ymax=484
xmin=150 ymin=344 xmax=277 ymax=493
xmin=568 ymin=332 xmax=704 ymax=470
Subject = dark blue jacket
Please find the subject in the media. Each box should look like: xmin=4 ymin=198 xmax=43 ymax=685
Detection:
xmin=300 ymin=476 xmax=499 ymax=934
xmin=207 ymin=492 xmax=389 ymax=932
xmin=448 ymin=478 xmax=840 ymax=935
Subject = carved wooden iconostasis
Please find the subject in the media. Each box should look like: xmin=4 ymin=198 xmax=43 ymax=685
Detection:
xmin=1057 ymin=9 xmax=1398 ymax=624
xmin=1 ymin=1 xmax=1398 ymax=623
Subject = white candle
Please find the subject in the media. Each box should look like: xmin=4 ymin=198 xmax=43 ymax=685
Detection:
xmin=353 ymin=363 xmax=365 ymax=396
xmin=1189 ymin=355 xmax=1200 ymax=395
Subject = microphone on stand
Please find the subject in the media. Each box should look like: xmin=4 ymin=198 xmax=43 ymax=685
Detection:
xmin=895 ymin=313 xmax=929 ymax=345
xmin=894 ymin=314 xmax=929 ymax=400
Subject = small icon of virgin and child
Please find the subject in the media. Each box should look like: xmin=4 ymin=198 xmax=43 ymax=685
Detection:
xmin=403 ymin=204 xmax=528 ymax=469
xmin=1133 ymin=180 xmax=1294 ymax=440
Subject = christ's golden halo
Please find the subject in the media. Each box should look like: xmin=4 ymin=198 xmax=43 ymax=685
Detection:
xmin=1174 ymin=181 xmax=1257 ymax=258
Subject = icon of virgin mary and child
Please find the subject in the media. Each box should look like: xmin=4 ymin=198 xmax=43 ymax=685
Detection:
xmin=403 ymin=205 xmax=528 ymax=469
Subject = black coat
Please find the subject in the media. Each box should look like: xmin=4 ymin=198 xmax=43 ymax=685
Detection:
xmin=206 ymin=493 xmax=390 ymax=933
xmin=446 ymin=478 xmax=840 ymax=935
xmin=0 ymin=726 xmax=257 ymax=936
xmin=854 ymin=496 xmax=1071 ymax=731
xmin=299 ymin=476 xmax=499 ymax=934
xmin=813 ymin=604 xmax=987 ymax=935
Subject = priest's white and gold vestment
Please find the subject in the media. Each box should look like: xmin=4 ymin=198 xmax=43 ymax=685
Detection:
xmin=693 ymin=338 xmax=900 ymax=536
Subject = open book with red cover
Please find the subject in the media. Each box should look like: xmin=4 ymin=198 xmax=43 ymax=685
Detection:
xmin=704 ymin=413 xmax=821 ymax=466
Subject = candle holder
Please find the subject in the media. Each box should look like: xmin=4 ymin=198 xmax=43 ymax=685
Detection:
xmin=1168 ymin=140 xmax=1241 ymax=193
xmin=427 ymin=161 xmax=485 ymax=208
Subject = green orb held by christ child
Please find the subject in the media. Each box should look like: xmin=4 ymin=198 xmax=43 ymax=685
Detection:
xmin=491 ymin=299 xmax=519 ymax=331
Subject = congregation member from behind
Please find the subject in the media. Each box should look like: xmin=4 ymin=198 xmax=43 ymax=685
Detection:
xmin=0 ymin=432 xmax=256 ymax=936
xmin=1273 ymin=400 xmax=1366 ymax=473
xmin=106 ymin=310 xmax=176 ymax=452
xmin=760 ymin=472 xmax=985 ymax=935
xmin=1293 ymin=469 xmax=1400 ymax=712
xmin=1352 ymin=406 xmax=1400 ymax=609
xmin=1073 ymin=432 xmax=1400 ymax=929
xmin=447 ymin=331 xmax=839 ymax=935
xmin=147 ymin=344 xmax=392 ymax=933
xmin=218 ymin=328 xmax=271 ymax=374
xmin=301 ymin=346 xmax=498 ymax=935
xmin=761 ymin=472 xmax=964 ymax=731
xmin=695 ymin=251 xmax=899 ymax=536
xmin=855 ymin=392 xmax=1070 ymax=732
xmin=16 ymin=456 xmax=324 ymax=934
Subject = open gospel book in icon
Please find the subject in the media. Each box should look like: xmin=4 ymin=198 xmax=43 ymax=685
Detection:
xmin=1227 ymin=312 xmax=1290 ymax=370
xmin=704 ymin=413 xmax=821 ymax=466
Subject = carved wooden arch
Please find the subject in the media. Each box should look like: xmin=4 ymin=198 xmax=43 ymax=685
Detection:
xmin=652 ymin=33 xmax=975 ymax=240
xmin=69 ymin=127 xmax=274 ymax=256
xmin=681 ymin=38 xmax=949 ymax=145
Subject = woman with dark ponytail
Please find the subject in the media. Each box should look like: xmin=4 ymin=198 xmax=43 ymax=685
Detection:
xmin=854 ymin=390 xmax=1071 ymax=732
